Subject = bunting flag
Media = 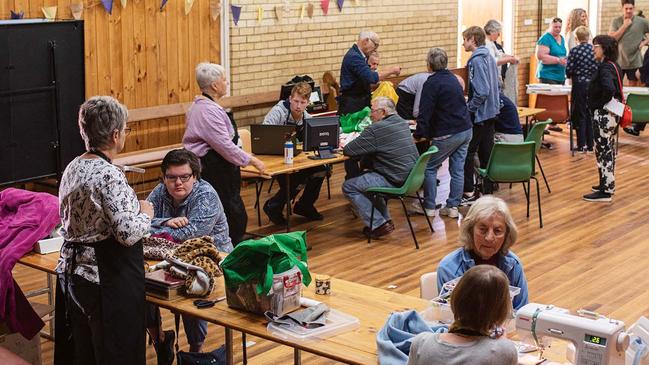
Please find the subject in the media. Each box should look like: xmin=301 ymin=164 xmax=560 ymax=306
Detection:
xmin=210 ymin=0 xmax=221 ymax=20
xmin=70 ymin=3 xmax=83 ymax=19
xmin=101 ymin=0 xmax=113 ymax=14
xmin=306 ymin=3 xmax=314 ymax=17
xmin=274 ymin=5 xmax=283 ymax=21
xmin=299 ymin=4 xmax=304 ymax=19
xmin=160 ymin=0 xmax=168 ymax=11
xmin=336 ymin=0 xmax=343 ymax=11
xmin=10 ymin=10 xmax=24 ymax=19
xmin=121 ymin=0 xmax=127 ymax=8
xmin=185 ymin=0 xmax=194 ymax=15
xmin=320 ymin=0 xmax=329 ymax=15
xmin=257 ymin=6 xmax=263 ymax=22
xmin=42 ymin=6 xmax=57 ymax=19
xmin=231 ymin=4 xmax=242 ymax=25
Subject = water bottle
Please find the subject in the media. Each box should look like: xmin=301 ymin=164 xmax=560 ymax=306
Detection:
xmin=284 ymin=140 xmax=294 ymax=164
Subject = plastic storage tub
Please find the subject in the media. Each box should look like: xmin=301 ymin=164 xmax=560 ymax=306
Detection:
xmin=267 ymin=308 xmax=360 ymax=342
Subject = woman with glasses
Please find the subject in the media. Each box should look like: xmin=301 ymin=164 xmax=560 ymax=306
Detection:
xmin=145 ymin=148 xmax=232 ymax=361
xmin=435 ymin=196 xmax=529 ymax=310
xmin=55 ymin=96 xmax=153 ymax=364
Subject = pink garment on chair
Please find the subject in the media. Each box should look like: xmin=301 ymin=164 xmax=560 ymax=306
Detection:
xmin=0 ymin=188 xmax=60 ymax=339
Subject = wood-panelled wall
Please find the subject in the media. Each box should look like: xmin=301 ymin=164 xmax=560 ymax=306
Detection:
xmin=0 ymin=0 xmax=221 ymax=152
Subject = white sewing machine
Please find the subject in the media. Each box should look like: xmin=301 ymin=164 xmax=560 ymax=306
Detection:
xmin=516 ymin=303 xmax=630 ymax=365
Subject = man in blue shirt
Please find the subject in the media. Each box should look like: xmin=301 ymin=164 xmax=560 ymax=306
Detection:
xmin=338 ymin=31 xmax=401 ymax=116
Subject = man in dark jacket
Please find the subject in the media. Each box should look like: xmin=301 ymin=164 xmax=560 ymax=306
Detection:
xmin=342 ymin=97 xmax=419 ymax=238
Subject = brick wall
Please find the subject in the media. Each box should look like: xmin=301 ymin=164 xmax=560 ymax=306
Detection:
xmin=229 ymin=0 xmax=458 ymax=125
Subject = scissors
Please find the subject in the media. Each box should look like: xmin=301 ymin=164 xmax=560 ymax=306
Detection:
xmin=193 ymin=296 xmax=226 ymax=309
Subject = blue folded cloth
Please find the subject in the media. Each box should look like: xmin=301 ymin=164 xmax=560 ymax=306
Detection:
xmin=376 ymin=310 xmax=448 ymax=365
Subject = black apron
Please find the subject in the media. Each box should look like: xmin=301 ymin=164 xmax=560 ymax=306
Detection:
xmin=55 ymin=238 xmax=145 ymax=365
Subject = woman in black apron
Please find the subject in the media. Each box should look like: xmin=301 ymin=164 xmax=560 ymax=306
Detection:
xmin=55 ymin=96 xmax=153 ymax=365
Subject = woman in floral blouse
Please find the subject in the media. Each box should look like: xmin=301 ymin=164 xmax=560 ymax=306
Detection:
xmin=55 ymin=96 xmax=153 ymax=365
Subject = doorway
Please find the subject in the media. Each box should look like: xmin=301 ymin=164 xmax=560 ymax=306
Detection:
xmin=557 ymin=0 xmax=599 ymax=36
xmin=457 ymin=0 xmax=512 ymax=67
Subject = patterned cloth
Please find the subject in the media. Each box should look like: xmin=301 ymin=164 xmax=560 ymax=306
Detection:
xmin=593 ymin=110 xmax=618 ymax=194
xmin=57 ymin=157 xmax=151 ymax=284
xmin=142 ymin=236 xmax=178 ymax=260
xmin=566 ymin=43 xmax=597 ymax=83
xmin=147 ymin=179 xmax=234 ymax=253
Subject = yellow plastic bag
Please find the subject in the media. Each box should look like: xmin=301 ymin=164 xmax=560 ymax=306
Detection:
xmin=371 ymin=81 xmax=399 ymax=104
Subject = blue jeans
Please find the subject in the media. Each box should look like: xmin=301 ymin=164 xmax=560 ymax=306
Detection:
xmin=342 ymin=172 xmax=393 ymax=228
xmin=423 ymin=129 xmax=472 ymax=209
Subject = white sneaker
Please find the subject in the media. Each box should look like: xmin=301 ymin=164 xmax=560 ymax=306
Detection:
xmin=439 ymin=206 xmax=459 ymax=218
xmin=409 ymin=201 xmax=436 ymax=217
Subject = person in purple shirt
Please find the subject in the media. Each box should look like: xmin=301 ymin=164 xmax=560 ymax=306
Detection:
xmin=183 ymin=62 xmax=266 ymax=245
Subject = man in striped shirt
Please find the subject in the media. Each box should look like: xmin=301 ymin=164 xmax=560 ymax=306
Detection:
xmin=342 ymin=97 xmax=419 ymax=238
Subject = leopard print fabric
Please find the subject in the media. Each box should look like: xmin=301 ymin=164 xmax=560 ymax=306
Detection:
xmin=171 ymin=236 xmax=223 ymax=295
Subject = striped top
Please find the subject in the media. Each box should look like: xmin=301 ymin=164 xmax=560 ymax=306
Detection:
xmin=343 ymin=113 xmax=419 ymax=185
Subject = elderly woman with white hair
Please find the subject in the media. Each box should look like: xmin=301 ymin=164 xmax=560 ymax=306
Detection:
xmin=183 ymin=62 xmax=265 ymax=245
xmin=435 ymin=195 xmax=529 ymax=310
xmin=55 ymin=96 xmax=153 ymax=364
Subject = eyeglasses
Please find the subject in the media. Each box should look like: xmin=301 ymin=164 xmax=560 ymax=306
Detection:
xmin=371 ymin=108 xmax=384 ymax=113
xmin=164 ymin=174 xmax=193 ymax=182
xmin=123 ymin=128 xmax=132 ymax=136
xmin=369 ymin=38 xmax=380 ymax=49
xmin=476 ymin=226 xmax=506 ymax=238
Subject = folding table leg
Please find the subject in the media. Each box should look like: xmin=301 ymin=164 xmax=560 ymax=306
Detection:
xmin=294 ymin=348 xmax=302 ymax=365
xmin=225 ymin=327 xmax=234 ymax=365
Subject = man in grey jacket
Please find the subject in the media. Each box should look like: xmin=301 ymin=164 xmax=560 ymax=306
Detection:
xmin=342 ymin=97 xmax=419 ymax=238
xmin=461 ymin=26 xmax=501 ymax=205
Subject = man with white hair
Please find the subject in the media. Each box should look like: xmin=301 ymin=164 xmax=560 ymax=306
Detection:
xmin=183 ymin=62 xmax=265 ymax=245
xmin=338 ymin=31 xmax=401 ymax=115
xmin=342 ymin=97 xmax=419 ymax=238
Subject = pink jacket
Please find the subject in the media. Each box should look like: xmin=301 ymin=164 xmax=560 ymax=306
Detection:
xmin=0 ymin=188 xmax=60 ymax=338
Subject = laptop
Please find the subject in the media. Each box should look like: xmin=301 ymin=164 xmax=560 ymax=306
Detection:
xmin=250 ymin=124 xmax=301 ymax=156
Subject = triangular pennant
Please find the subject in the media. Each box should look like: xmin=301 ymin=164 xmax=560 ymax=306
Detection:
xmin=160 ymin=0 xmax=168 ymax=11
xmin=336 ymin=0 xmax=343 ymax=11
xmin=231 ymin=5 xmax=242 ymax=25
xmin=10 ymin=10 xmax=24 ymax=19
xmin=300 ymin=4 xmax=304 ymax=19
xmin=42 ymin=6 xmax=57 ymax=19
xmin=210 ymin=0 xmax=221 ymax=20
xmin=274 ymin=5 xmax=283 ymax=21
xmin=121 ymin=0 xmax=127 ymax=8
xmin=320 ymin=0 xmax=329 ymax=15
xmin=184 ymin=0 xmax=194 ymax=15
xmin=70 ymin=3 xmax=83 ymax=19
xmin=307 ymin=3 xmax=314 ymax=17
xmin=101 ymin=0 xmax=113 ymax=14
xmin=257 ymin=6 xmax=263 ymax=22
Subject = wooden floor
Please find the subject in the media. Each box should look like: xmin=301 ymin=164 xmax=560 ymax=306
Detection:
xmin=12 ymin=127 xmax=649 ymax=364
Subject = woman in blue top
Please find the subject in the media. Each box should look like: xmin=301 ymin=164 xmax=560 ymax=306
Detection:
xmin=436 ymin=196 xmax=529 ymax=310
xmin=536 ymin=17 xmax=568 ymax=84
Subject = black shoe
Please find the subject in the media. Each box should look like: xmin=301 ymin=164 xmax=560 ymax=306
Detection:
xmin=624 ymin=127 xmax=640 ymax=136
xmin=543 ymin=130 xmax=550 ymax=135
xmin=293 ymin=203 xmax=323 ymax=221
xmin=541 ymin=142 xmax=554 ymax=150
xmin=263 ymin=201 xmax=287 ymax=225
xmin=460 ymin=194 xmax=479 ymax=206
xmin=154 ymin=330 xmax=175 ymax=365
xmin=548 ymin=125 xmax=563 ymax=132
xmin=583 ymin=191 xmax=612 ymax=202
xmin=363 ymin=220 xmax=395 ymax=238
xmin=591 ymin=185 xmax=614 ymax=194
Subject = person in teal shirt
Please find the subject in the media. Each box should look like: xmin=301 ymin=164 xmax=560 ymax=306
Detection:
xmin=536 ymin=18 xmax=568 ymax=84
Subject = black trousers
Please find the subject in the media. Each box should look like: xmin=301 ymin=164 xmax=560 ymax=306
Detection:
xmin=265 ymin=167 xmax=326 ymax=212
xmin=201 ymin=150 xmax=247 ymax=245
xmin=395 ymin=88 xmax=416 ymax=120
xmin=571 ymin=81 xmax=593 ymax=150
xmin=464 ymin=119 xmax=495 ymax=193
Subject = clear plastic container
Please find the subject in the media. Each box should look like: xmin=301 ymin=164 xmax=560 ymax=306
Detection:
xmin=267 ymin=308 xmax=360 ymax=342
xmin=421 ymin=277 xmax=521 ymax=325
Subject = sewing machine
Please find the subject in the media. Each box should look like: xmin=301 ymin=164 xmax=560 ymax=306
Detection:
xmin=516 ymin=303 xmax=630 ymax=365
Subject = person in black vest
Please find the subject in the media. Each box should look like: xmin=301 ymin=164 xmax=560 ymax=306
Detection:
xmin=262 ymin=82 xmax=326 ymax=224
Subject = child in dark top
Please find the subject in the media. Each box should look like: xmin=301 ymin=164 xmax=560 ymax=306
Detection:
xmin=566 ymin=26 xmax=597 ymax=152
xmin=494 ymin=95 xmax=523 ymax=143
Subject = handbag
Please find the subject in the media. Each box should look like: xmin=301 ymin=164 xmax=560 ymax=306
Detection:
xmin=608 ymin=61 xmax=633 ymax=128
xmin=174 ymin=313 xmax=226 ymax=365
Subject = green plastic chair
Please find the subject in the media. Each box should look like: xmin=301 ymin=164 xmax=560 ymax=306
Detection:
xmin=524 ymin=119 xmax=552 ymax=193
xmin=627 ymin=93 xmax=649 ymax=122
xmin=365 ymin=146 xmax=439 ymax=249
xmin=477 ymin=142 xmax=543 ymax=228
